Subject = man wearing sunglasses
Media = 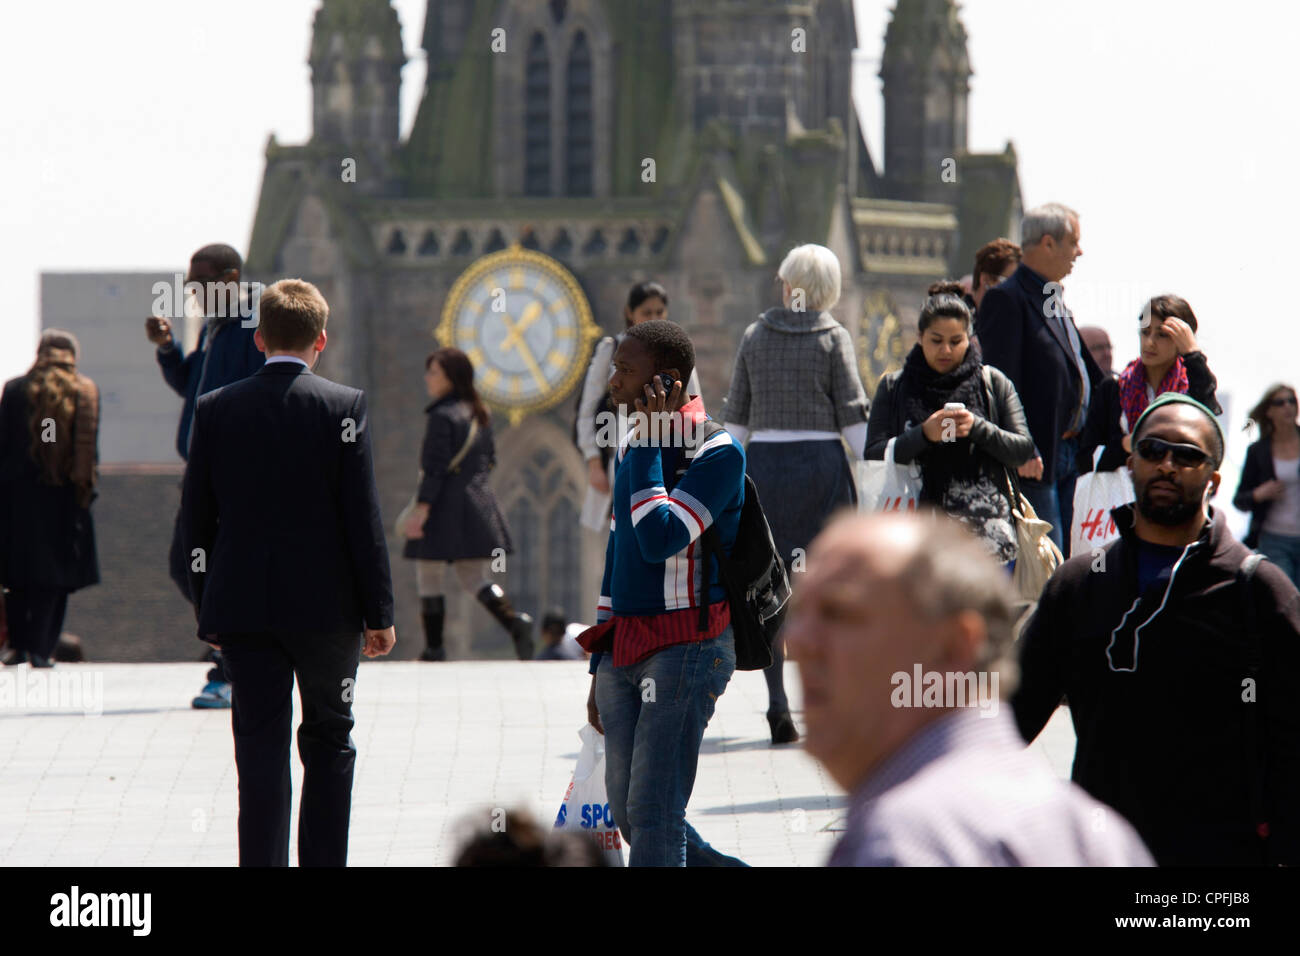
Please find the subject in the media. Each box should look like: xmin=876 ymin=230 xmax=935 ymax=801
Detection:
xmin=1012 ymin=393 xmax=1300 ymax=865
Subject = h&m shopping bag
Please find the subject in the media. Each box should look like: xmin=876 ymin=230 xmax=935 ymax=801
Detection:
xmin=1070 ymin=451 xmax=1134 ymax=556
xmin=553 ymin=723 xmax=625 ymax=866
xmin=856 ymin=436 xmax=922 ymax=514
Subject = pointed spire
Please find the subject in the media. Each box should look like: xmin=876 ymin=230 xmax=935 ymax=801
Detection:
xmin=309 ymin=0 xmax=406 ymax=146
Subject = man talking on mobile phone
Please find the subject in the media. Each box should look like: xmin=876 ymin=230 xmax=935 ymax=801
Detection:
xmin=576 ymin=319 xmax=747 ymax=867
xmin=146 ymin=243 xmax=263 ymax=710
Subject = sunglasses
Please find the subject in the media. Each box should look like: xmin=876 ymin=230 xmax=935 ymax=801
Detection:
xmin=1271 ymin=396 xmax=1298 ymax=408
xmin=1135 ymin=436 xmax=1211 ymax=469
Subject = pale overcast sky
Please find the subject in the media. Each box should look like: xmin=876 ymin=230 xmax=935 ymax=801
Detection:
xmin=3 ymin=0 xmax=1296 ymax=502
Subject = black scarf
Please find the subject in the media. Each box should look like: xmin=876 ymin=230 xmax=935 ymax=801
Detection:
xmin=899 ymin=340 xmax=989 ymax=502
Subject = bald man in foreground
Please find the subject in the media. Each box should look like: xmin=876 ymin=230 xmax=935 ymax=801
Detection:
xmin=785 ymin=512 xmax=1152 ymax=866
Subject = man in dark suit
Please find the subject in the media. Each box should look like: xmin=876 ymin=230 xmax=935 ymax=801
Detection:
xmin=975 ymin=203 xmax=1104 ymax=554
xmin=182 ymin=278 xmax=396 ymax=867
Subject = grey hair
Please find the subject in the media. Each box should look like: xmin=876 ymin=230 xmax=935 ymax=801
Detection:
xmin=1021 ymin=203 xmax=1079 ymax=248
xmin=893 ymin=515 xmax=1022 ymax=697
xmin=778 ymin=244 xmax=842 ymax=312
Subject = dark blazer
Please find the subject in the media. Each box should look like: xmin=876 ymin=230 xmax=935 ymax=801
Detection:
xmin=157 ymin=316 xmax=264 ymax=461
xmin=402 ymin=395 xmax=512 ymax=561
xmin=1079 ymin=355 xmax=1222 ymax=474
xmin=1234 ymin=429 xmax=1300 ymax=549
xmin=0 ymin=375 xmax=99 ymax=591
xmin=181 ymin=361 xmax=394 ymax=636
xmin=975 ymin=264 xmax=1105 ymax=484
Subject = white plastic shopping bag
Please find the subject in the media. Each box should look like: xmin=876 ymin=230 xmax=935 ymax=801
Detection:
xmin=1070 ymin=450 xmax=1134 ymax=555
xmin=553 ymin=723 xmax=625 ymax=866
xmin=857 ymin=437 xmax=923 ymax=514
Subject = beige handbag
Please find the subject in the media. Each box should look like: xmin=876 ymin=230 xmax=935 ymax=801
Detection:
xmin=395 ymin=417 xmax=479 ymax=539
xmin=1005 ymin=471 xmax=1064 ymax=603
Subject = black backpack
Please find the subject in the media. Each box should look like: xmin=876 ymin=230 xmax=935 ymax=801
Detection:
xmin=690 ymin=421 xmax=791 ymax=671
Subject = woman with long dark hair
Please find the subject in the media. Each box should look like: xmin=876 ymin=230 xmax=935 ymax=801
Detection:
xmin=0 ymin=331 xmax=100 ymax=667
xmin=1234 ymin=383 xmax=1300 ymax=584
xmin=866 ymin=283 xmax=1035 ymax=564
xmin=401 ymin=347 xmax=533 ymax=660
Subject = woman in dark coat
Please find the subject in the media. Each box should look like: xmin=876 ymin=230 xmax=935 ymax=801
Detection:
xmin=401 ymin=347 xmax=532 ymax=660
xmin=0 ymin=330 xmax=100 ymax=667
xmin=1234 ymin=383 xmax=1300 ymax=585
xmin=866 ymin=283 xmax=1035 ymax=565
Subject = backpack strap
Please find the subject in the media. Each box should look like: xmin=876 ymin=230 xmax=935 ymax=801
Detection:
xmin=1238 ymin=552 xmax=1268 ymax=850
xmin=689 ymin=420 xmax=727 ymax=632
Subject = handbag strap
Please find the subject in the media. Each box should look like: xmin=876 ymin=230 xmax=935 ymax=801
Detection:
xmin=447 ymin=416 xmax=480 ymax=475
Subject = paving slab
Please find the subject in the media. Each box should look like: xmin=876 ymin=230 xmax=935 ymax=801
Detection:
xmin=0 ymin=661 xmax=1075 ymax=866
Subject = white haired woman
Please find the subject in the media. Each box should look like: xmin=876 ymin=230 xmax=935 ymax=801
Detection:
xmin=723 ymin=244 xmax=869 ymax=745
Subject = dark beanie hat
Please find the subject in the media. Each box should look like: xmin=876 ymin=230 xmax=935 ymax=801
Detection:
xmin=1132 ymin=393 xmax=1225 ymax=464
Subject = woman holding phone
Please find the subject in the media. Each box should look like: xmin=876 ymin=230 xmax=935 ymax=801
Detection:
xmin=866 ymin=282 xmax=1034 ymax=565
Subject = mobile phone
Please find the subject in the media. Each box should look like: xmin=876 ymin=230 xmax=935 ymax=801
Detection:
xmin=657 ymin=372 xmax=676 ymax=390
xmin=944 ymin=402 xmax=965 ymax=411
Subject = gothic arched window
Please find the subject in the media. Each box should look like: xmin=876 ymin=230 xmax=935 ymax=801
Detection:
xmin=524 ymin=32 xmax=551 ymax=196
xmin=565 ymin=31 xmax=593 ymax=196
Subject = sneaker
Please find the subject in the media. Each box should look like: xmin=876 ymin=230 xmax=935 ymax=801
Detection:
xmin=1 ymin=649 xmax=28 ymax=666
xmin=192 ymin=681 xmax=232 ymax=709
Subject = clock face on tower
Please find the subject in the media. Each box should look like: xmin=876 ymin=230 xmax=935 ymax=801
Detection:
xmin=436 ymin=246 xmax=600 ymax=426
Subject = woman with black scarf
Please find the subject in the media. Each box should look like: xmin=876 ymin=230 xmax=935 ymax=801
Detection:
xmin=865 ymin=283 xmax=1035 ymax=564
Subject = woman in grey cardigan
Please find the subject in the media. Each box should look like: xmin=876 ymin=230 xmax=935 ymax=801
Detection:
xmin=724 ymin=244 xmax=869 ymax=745
xmin=866 ymin=283 xmax=1034 ymax=565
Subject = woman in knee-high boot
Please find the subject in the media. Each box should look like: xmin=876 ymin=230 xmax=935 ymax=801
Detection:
xmin=401 ymin=348 xmax=533 ymax=660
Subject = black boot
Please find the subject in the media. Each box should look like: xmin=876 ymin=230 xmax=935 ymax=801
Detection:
xmin=475 ymin=583 xmax=534 ymax=660
xmin=420 ymin=595 xmax=446 ymax=661
xmin=767 ymin=709 xmax=799 ymax=745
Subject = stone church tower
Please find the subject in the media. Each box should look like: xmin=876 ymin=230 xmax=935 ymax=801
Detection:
xmin=242 ymin=0 xmax=1021 ymax=657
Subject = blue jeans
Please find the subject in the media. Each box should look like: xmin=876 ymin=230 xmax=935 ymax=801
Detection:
xmin=595 ymin=629 xmax=747 ymax=867
xmin=1020 ymin=437 xmax=1079 ymax=555
xmin=1258 ymin=531 xmax=1300 ymax=588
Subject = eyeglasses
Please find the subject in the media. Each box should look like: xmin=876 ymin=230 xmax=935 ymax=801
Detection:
xmin=1271 ymin=396 xmax=1298 ymax=408
xmin=1135 ymin=436 xmax=1212 ymax=469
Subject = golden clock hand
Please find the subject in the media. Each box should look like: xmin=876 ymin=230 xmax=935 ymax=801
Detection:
xmin=493 ymin=310 xmax=551 ymax=392
xmin=500 ymin=300 xmax=543 ymax=354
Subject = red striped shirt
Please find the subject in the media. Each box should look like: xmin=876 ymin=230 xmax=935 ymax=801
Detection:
xmin=577 ymin=600 xmax=730 ymax=667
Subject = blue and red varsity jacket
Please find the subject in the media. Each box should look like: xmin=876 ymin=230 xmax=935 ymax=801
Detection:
xmin=580 ymin=397 xmax=745 ymax=671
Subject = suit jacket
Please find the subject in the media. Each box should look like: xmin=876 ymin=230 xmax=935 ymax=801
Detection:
xmin=181 ymin=361 xmax=394 ymax=636
xmin=974 ymin=264 xmax=1105 ymax=484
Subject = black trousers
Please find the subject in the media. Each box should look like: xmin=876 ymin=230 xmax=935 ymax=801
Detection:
xmin=5 ymin=587 xmax=69 ymax=658
xmin=220 ymin=630 xmax=363 ymax=867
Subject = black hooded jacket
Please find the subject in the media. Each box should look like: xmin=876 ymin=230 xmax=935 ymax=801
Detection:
xmin=1012 ymin=503 xmax=1300 ymax=865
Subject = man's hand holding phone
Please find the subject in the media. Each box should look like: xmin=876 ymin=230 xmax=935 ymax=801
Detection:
xmin=631 ymin=373 xmax=682 ymax=445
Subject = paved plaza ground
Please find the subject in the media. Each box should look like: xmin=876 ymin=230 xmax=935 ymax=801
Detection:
xmin=0 ymin=661 xmax=1076 ymax=866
